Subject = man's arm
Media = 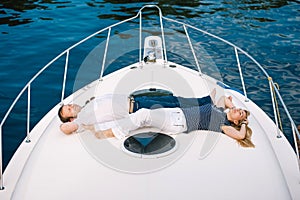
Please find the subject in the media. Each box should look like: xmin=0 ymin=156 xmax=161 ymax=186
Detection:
xmin=60 ymin=122 xmax=79 ymax=135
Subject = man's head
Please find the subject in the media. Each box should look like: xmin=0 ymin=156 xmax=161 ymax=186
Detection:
xmin=58 ymin=104 xmax=82 ymax=123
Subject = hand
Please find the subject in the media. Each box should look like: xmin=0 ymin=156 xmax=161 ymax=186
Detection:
xmin=241 ymin=119 xmax=249 ymax=125
xmin=227 ymin=96 xmax=233 ymax=102
xmin=224 ymin=96 xmax=234 ymax=109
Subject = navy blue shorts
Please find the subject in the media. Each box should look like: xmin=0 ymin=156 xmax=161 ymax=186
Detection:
xmin=133 ymin=95 xmax=212 ymax=112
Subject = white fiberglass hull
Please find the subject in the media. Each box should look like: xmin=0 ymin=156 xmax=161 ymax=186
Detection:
xmin=2 ymin=62 xmax=299 ymax=200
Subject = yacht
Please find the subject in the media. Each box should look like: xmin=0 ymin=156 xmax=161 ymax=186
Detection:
xmin=1 ymin=5 xmax=299 ymax=200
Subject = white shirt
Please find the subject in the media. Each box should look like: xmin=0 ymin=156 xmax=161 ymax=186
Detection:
xmin=73 ymin=94 xmax=129 ymax=131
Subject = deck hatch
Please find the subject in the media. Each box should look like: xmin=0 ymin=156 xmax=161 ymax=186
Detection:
xmin=123 ymin=132 xmax=176 ymax=158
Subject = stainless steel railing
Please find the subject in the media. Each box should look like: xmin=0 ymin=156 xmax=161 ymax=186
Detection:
xmin=162 ymin=12 xmax=300 ymax=157
xmin=0 ymin=4 xmax=299 ymax=190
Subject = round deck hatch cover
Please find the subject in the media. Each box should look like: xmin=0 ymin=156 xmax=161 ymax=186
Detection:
xmin=123 ymin=132 xmax=176 ymax=158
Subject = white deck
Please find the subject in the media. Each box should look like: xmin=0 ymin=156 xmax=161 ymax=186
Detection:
xmin=2 ymin=62 xmax=300 ymax=199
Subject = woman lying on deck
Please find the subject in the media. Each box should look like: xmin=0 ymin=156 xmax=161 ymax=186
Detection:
xmin=83 ymin=95 xmax=255 ymax=148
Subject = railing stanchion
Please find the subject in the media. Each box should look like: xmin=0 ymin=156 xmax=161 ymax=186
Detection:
xmin=268 ymin=77 xmax=281 ymax=138
xmin=234 ymin=47 xmax=248 ymax=101
xmin=292 ymin=123 xmax=300 ymax=159
xmin=157 ymin=6 xmax=168 ymax=65
xmin=26 ymin=85 xmax=31 ymax=143
xmin=61 ymin=50 xmax=69 ymax=103
xmin=183 ymin=24 xmax=202 ymax=76
xmin=99 ymin=28 xmax=111 ymax=81
xmin=0 ymin=126 xmax=4 ymax=190
xmin=291 ymin=123 xmax=300 ymax=172
xmin=139 ymin=11 xmax=142 ymax=67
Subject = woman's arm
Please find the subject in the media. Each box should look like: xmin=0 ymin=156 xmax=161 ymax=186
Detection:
xmin=221 ymin=119 xmax=248 ymax=140
xmin=224 ymin=96 xmax=235 ymax=109
xmin=215 ymin=96 xmax=235 ymax=109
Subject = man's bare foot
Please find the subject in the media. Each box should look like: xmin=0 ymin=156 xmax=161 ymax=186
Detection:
xmin=82 ymin=124 xmax=95 ymax=132
xmin=95 ymin=129 xmax=115 ymax=139
xmin=95 ymin=131 xmax=106 ymax=139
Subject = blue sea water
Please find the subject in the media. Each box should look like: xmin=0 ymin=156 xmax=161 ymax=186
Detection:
xmin=0 ymin=0 xmax=299 ymax=170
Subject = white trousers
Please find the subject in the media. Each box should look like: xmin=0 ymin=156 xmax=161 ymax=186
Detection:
xmin=94 ymin=108 xmax=187 ymax=139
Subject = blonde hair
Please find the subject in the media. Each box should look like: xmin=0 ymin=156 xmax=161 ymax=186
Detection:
xmin=237 ymin=126 xmax=255 ymax=148
xmin=232 ymin=110 xmax=255 ymax=148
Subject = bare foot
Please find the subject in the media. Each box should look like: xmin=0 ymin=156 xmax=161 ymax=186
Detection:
xmin=82 ymin=124 xmax=95 ymax=132
xmin=94 ymin=129 xmax=115 ymax=139
xmin=95 ymin=131 xmax=106 ymax=139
